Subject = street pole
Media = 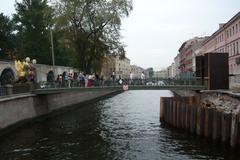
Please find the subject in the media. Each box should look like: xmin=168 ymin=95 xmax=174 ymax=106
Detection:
xmin=50 ymin=29 xmax=55 ymax=79
xmin=50 ymin=29 xmax=55 ymax=67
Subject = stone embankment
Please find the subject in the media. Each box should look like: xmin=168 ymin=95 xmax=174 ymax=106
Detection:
xmin=0 ymin=89 xmax=122 ymax=132
xmin=160 ymin=90 xmax=240 ymax=148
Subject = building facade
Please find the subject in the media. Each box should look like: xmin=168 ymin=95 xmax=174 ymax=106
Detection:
xmin=201 ymin=12 xmax=240 ymax=76
xmin=167 ymin=63 xmax=175 ymax=79
xmin=174 ymin=54 xmax=181 ymax=79
xmin=101 ymin=55 xmax=116 ymax=80
xmin=115 ymin=56 xmax=131 ymax=79
xmin=101 ymin=55 xmax=131 ymax=80
xmin=200 ymin=12 xmax=240 ymax=87
xmin=154 ymin=69 xmax=168 ymax=79
xmin=130 ymin=65 xmax=144 ymax=79
xmin=178 ymin=37 xmax=207 ymax=80
xmin=144 ymin=68 xmax=154 ymax=79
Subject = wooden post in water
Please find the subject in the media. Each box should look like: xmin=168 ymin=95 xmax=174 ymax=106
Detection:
xmin=160 ymin=97 xmax=165 ymax=122
xmin=179 ymin=101 xmax=183 ymax=129
xmin=172 ymin=98 xmax=177 ymax=127
xmin=168 ymin=97 xmax=173 ymax=125
xmin=221 ymin=112 xmax=232 ymax=144
xmin=238 ymin=114 xmax=240 ymax=146
xmin=230 ymin=113 xmax=239 ymax=147
xmin=166 ymin=98 xmax=170 ymax=124
xmin=212 ymin=109 xmax=222 ymax=141
xmin=204 ymin=107 xmax=208 ymax=138
xmin=197 ymin=107 xmax=205 ymax=137
xmin=176 ymin=100 xmax=180 ymax=128
xmin=190 ymin=105 xmax=197 ymax=134
xmin=180 ymin=102 xmax=185 ymax=129
xmin=185 ymin=104 xmax=191 ymax=131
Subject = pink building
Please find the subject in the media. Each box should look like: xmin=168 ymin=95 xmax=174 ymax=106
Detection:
xmin=201 ymin=12 xmax=240 ymax=76
xmin=178 ymin=37 xmax=207 ymax=79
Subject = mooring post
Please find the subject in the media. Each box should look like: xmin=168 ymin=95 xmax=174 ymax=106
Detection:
xmin=172 ymin=98 xmax=177 ymax=127
xmin=180 ymin=102 xmax=185 ymax=129
xmin=160 ymin=97 xmax=165 ymax=122
xmin=221 ymin=112 xmax=232 ymax=144
xmin=197 ymin=107 xmax=204 ymax=137
xmin=185 ymin=104 xmax=190 ymax=131
xmin=230 ymin=113 xmax=238 ymax=147
xmin=169 ymin=98 xmax=173 ymax=125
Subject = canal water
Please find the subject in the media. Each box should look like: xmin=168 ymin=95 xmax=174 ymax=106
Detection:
xmin=0 ymin=90 xmax=239 ymax=160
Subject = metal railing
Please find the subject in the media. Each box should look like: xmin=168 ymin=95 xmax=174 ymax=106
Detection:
xmin=0 ymin=83 xmax=34 ymax=97
xmin=0 ymin=78 xmax=203 ymax=97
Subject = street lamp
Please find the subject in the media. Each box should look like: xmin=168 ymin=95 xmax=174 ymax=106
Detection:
xmin=50 ymin=29 xmax=55 ymax=68
xmin=50 ymin=28 xmax=56 ymax=78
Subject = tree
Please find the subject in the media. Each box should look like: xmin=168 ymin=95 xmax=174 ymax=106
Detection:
xmin=0 ymin=13 xmax=16 ymax=60
xmin=13 ymin=0 xmax=53 ymax=64
xmin=54 ymin=0 xmax=133 ymax=73
xmin=53 ymin=29 xmax=76 ymax=66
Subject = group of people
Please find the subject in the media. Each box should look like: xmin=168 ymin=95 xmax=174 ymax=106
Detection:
xmin=55 ymin=72 xmax=101 ymax=88
xmin=52 ymin=70 xmax=146 ymax=88
xmin=110 ymin=71 xmax=146 ymax=85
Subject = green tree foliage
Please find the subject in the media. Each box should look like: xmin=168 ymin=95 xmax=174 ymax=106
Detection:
xmin=13 ymin=0 xmax=53 ymax=64
xmin=0 ymin=13 xmax=16 ymax=60
xmin=53 ymin=29 xmax=76 ymax=66
xmin=54 ymin=0 xmax=133 ymax=73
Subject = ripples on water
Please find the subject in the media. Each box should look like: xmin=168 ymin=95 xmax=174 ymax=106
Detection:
xmin=0 ymin=90 xmax=239 ymax=160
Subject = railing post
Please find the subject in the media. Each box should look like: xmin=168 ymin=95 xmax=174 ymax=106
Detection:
xmin=5 ymin=84 xmax=13 ymax=95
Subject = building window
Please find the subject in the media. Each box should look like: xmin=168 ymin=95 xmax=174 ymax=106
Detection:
xmin=233 ymin=26 xmax=235 ymax=34
xmin=233 ymin=43 xmax=236 ymax=55
xmin=237 ymin=41 xmax=239 ymax=54
xmin=227 ymin=30 xmax=229 ymax=38
xmin=237 ymin=24 xmax=238 ymax=33
xmin=230 ymin=28 xmax=232 ymax=37
xmin=239 ymin=21 xmax=240 ymax=32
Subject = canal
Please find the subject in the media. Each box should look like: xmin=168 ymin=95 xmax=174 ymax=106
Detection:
xmin=0 ymin=90 xmax=239 ymax=160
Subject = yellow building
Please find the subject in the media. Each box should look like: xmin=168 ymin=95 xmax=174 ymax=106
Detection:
xmin=101 ymin=55 xmax=131 ymax=80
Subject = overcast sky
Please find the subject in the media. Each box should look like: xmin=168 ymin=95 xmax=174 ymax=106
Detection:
xmin=1 ymin=0 xmax=240 ymax=70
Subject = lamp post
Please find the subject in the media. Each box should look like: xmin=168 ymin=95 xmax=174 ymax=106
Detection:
xmin=50 ymin=29 xmax=55 ymax=68
xmin=50 ymin=28 xmax=56 ymax=80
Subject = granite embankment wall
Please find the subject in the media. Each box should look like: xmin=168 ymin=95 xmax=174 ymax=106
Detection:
xmin=0 ymin=89 xmax=121 ymax=130
xmin=160 ymin=91 xmax=240 ymax=148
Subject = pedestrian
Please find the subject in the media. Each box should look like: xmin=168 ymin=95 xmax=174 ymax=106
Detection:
xmin=64 ymin=72 xmax=69 ymax=87
xmin=111 ymin=71 xmax=115 ymax=85
xmin=129 ymin=71 xmax=133 ymax=85
xmin=141 ymin=71 xmax=145 ymax=85
xmin=78 ymin=72 xmax=85 ymax=87
xmin=68 ymin=73 xmax=72 ymax=88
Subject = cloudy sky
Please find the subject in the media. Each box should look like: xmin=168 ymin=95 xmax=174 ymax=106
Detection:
xmin=1 ymin=0 xmax=240 ymax=70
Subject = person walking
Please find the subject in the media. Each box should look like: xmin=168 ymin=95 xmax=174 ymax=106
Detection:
xmin=141 ymin=71 xmax=145 ymax=85
xmin=129 ymin=71 xmax=133 ymax=85
xmin=111 ymin=71 xmax=116 ymax=85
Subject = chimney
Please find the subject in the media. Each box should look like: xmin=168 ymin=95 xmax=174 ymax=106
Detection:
xmin=219 ymin=23 xmax=225 ymax=29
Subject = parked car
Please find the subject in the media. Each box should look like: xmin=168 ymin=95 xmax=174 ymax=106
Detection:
xmin=146 ymin=82 xmax=153 ymax=86
xmin=39 ymin=81 xmax=47 ymax=89
xmin=157 ymin=81 xmax=166 ymax=86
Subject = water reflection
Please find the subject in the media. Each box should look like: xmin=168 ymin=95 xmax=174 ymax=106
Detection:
xmin=0 ymin=90 xmax=239 ymax=160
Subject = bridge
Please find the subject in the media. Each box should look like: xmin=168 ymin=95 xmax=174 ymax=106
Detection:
xmin=33 ymin=85 xmax=206 ymax=95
